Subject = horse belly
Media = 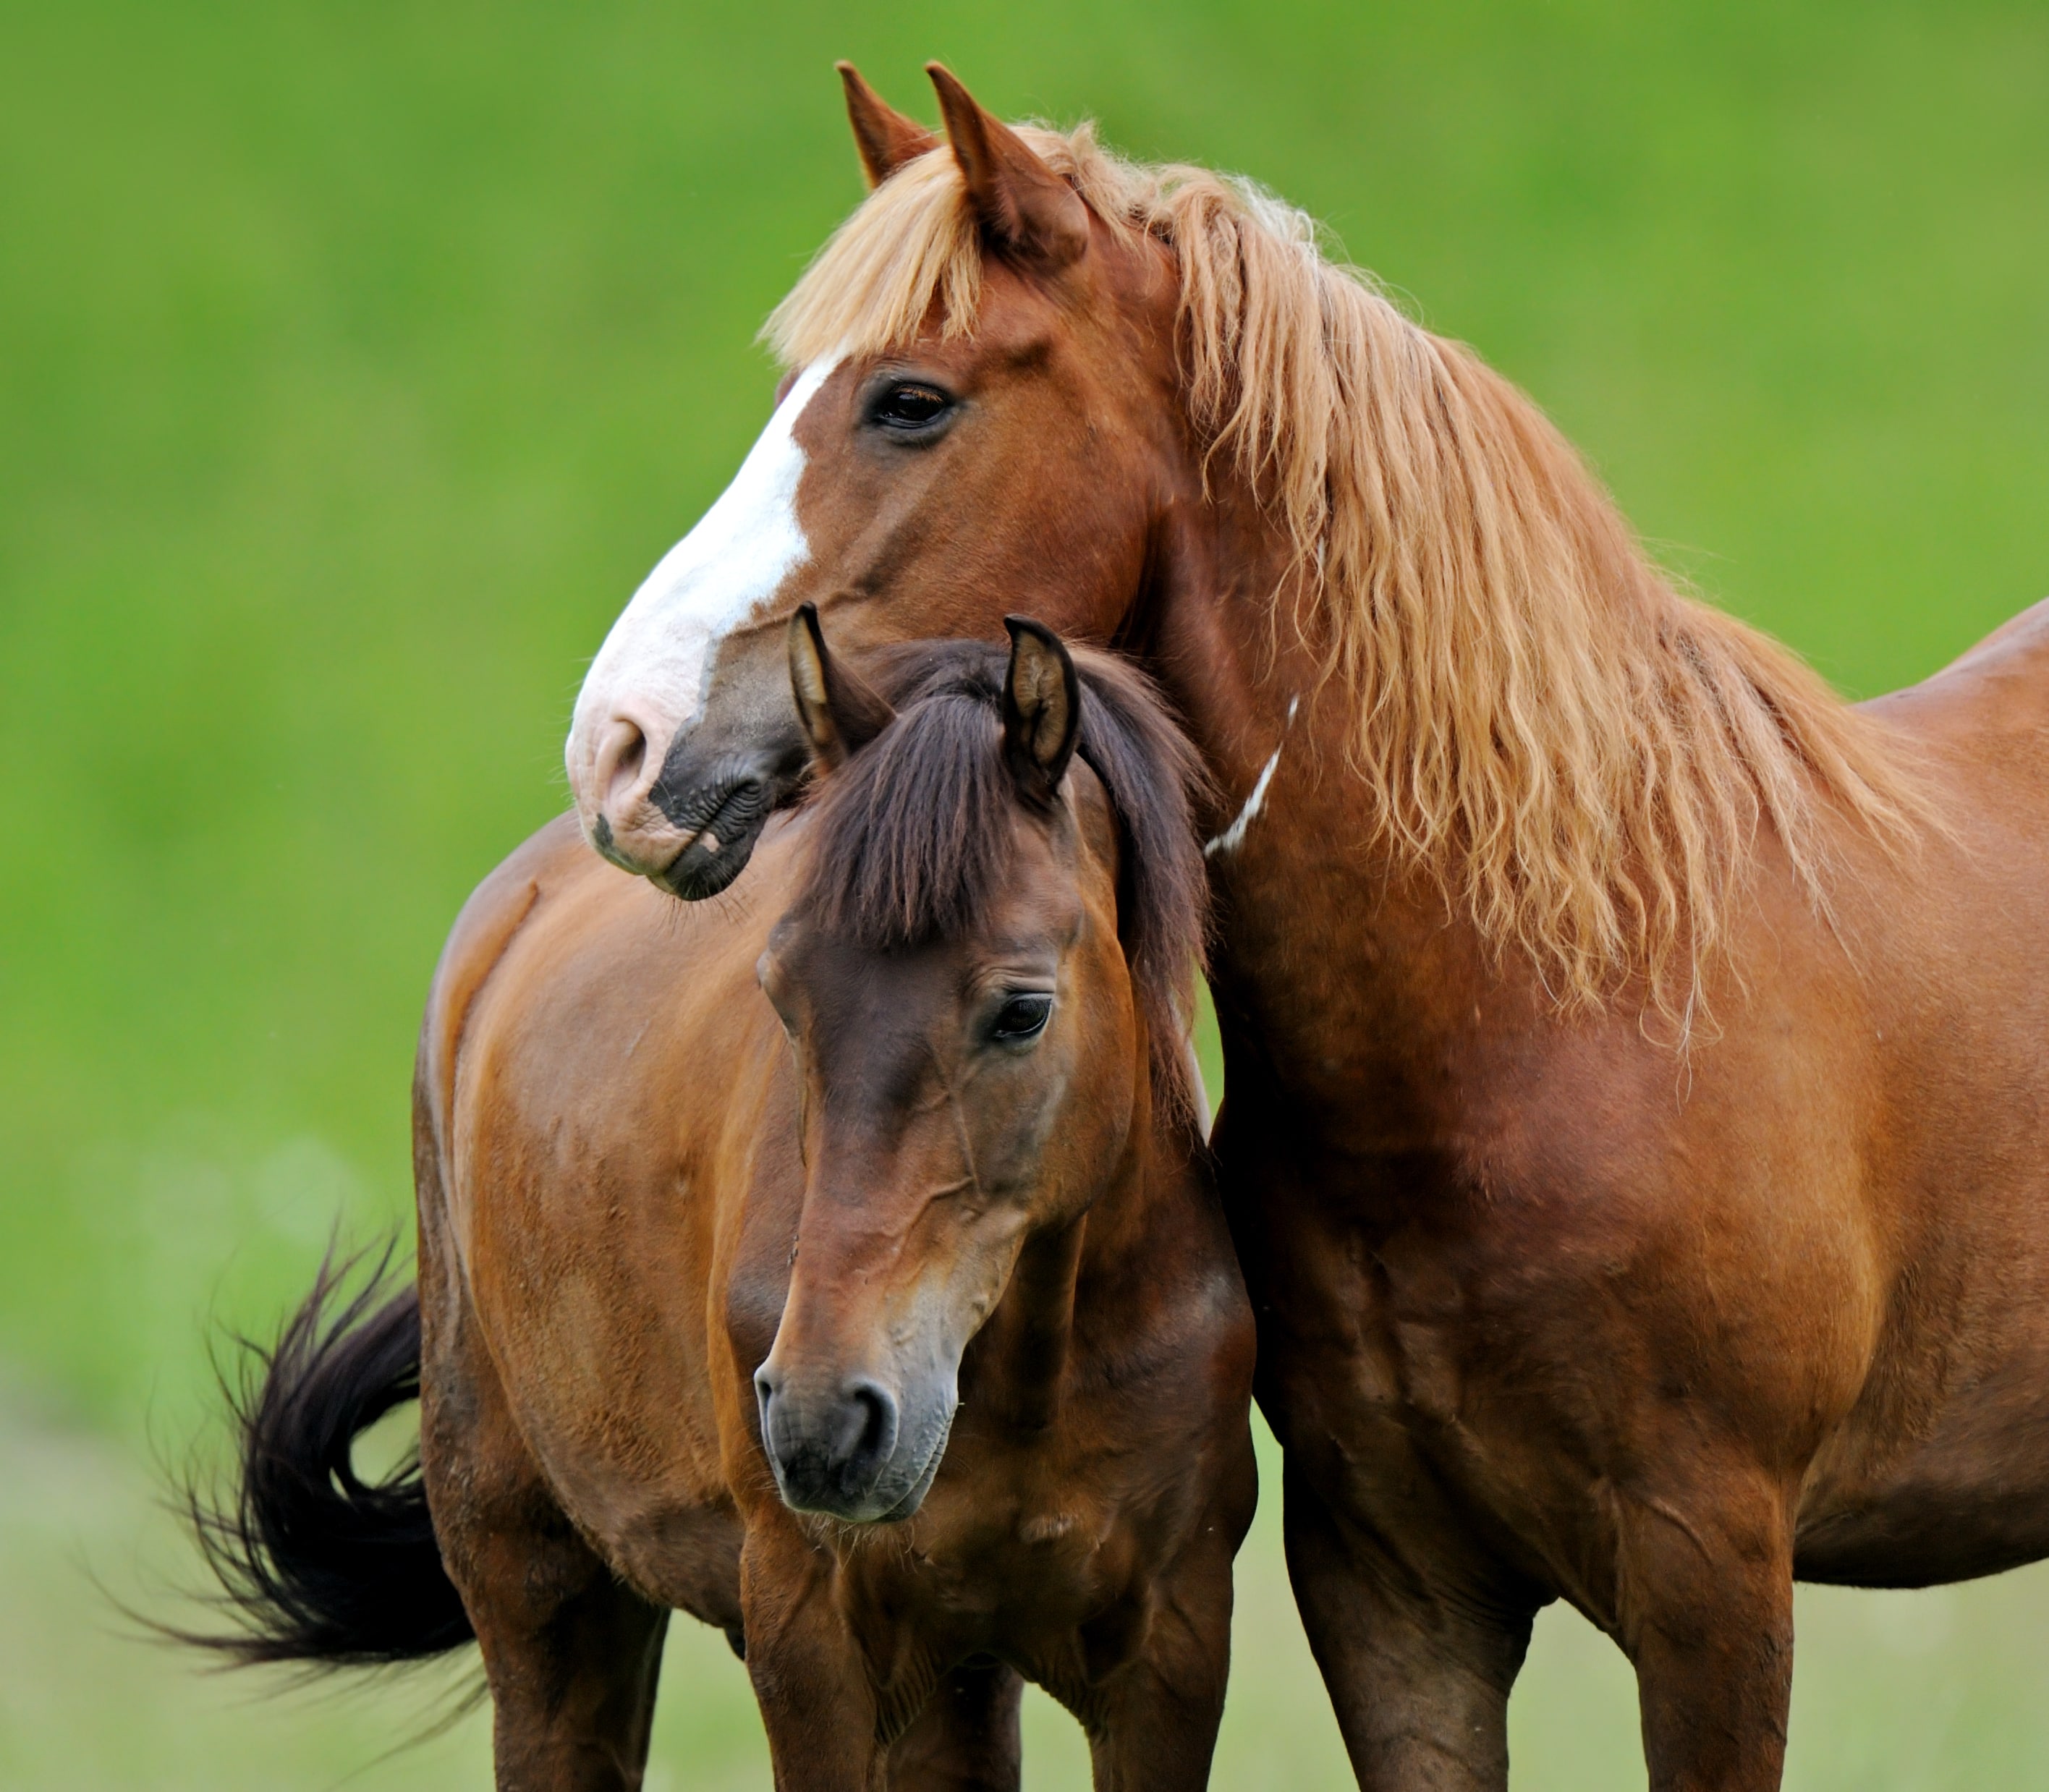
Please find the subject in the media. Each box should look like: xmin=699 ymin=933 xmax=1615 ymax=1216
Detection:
xmin=1795 ymin=1165 xmax=2049 ymax=1588
xmin=1796 ymin=1351 xmax=2049 ymax=1587
xmin=1797 ymin=839 xmax=2049 ymax=1583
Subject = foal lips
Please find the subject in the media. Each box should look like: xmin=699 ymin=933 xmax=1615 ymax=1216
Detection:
xmin=873 ymin=1412 xmax=953 ymax=1524
xmin=758 ymin=1378 xmax=956 ymax=1524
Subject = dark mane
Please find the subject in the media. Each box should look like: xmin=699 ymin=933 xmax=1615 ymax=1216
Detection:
xmin=796 ymin=640 xmax=1212 ymax=1116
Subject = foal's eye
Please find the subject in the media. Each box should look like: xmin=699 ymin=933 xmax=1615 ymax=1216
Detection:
xmin=989 ymin=993 xmax=1053 ymax=1043
xmin=871 ymin=383 xmax=951 ymax=433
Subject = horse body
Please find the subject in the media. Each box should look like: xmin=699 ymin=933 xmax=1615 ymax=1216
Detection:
xmin=551 ymin=69 xmax=2049 ymax=1791
xmin=1794 ymin=608 xmax=2049 ymax=1582
xmin=417 ymin=815 xmax=764 ymax=1639
xmin=408 ymin=635 xmax=1255 ymax=1789
xmin=1162 ymin=456 xmax=2049 ymax=1791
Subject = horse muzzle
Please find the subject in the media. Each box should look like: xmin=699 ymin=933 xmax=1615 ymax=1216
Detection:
xmin=646 ymin=765 xmax=778 ymax=899
xmin=580 ymin=723 xmax=796 ymax=899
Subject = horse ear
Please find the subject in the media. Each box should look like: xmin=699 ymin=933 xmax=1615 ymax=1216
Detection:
xmin=926 ymin=64 xmax=1089 ymax=270
xmin=788 ymin=603 xmax=896 ymax=771
xmin=1001 ymin=616 xmax=1081 ymax=806
xmin=837 ymin=62 xmax=938 ymax=189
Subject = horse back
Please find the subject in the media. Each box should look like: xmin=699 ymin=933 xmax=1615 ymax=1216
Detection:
xmin=415 ymin=813 xmax=581 ymax=1206
xmin=1862 ymin=594 xmax=2049 ymax=774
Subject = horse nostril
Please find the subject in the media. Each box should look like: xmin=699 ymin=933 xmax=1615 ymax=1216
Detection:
xmin=596 ymin=718 xmax=650 ymax=810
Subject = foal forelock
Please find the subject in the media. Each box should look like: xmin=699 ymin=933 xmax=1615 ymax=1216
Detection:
xmin=796 ymin=642 xmax=1210 ymax=1116
xmin=764 ymin=116 xmax=1926 ymax=1028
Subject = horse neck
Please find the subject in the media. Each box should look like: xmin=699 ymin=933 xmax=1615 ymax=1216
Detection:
xmin=1148 ymin=403 xmax=1912 ymax=1087
xmin=1149 ymin=483 xmax=1381 ymax=861
xmin=1149 ymin=479 xmax=1530 ymax=1088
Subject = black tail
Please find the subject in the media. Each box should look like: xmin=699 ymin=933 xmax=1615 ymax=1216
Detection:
xmin=175 ymin=1248 xmax=475 ymax=1668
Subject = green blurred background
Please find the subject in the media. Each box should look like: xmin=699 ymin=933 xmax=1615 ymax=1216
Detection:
xmin=4 ymin=1 xmax=2047 ymax=1785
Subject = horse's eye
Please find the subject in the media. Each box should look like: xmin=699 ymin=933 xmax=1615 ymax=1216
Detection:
xmin=989 ymin=993 xmax=1053 ymax=1043
xmin=872 ymin=383 xmax=951 ymax=432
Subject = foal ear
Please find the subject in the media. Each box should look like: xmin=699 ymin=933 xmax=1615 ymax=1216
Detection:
xmin=788 ymin=603 xmax=896 ymax=771
xmin=926 ymin=64 xmax=1090 ymax=270
xmin=1001 ymin=616 xmax=1081 ymax=806
xmin=836 ymin=62 xmax=939 ymax=189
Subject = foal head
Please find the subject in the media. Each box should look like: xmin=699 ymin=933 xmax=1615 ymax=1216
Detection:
xmin=749 ymin=610 xmax=1204 ymax=1524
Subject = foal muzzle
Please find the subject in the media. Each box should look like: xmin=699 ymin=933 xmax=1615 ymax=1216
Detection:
xmin=752 ymin=1364 xmax=953 ymax=1524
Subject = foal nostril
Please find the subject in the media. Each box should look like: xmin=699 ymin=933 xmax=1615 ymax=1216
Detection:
xmin=835 ymin=1380 xmax=899 ymax=1479
xmin=755 ymin=1371 xmax=902 ymax=1511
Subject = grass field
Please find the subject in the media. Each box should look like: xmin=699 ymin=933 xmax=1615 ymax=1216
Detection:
xmin=4 ymin=1 xmax=2048 ymax=1784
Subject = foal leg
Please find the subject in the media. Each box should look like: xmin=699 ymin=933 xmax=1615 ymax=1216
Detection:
xmin=739 ymin=1522 xmax=889 ymax=1792
xmin=1082 ymin=1529 xmax=1238 ymax=1791
xmin=884 ymin=1657 xmax=1024 ymax=1792
xmin=417 ymin=1265 xmax=669 ymax=1791
xmin=1283 ymin=1460 xmax=1535 ymax=1792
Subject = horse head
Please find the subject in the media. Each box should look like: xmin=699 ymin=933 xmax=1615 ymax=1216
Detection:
xmin=563 ymin=64 xmax=1188 ymax=899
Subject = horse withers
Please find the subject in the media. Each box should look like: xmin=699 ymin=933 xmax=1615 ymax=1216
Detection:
xmin=190 ymin=616 xmax=1255 ymax=1791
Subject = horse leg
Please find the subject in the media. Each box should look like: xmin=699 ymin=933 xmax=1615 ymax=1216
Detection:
xmin=417 ymin=1257 xmax=669 ymax=1791
xmin=1283 ymin=1458 xmax=1535 ymax=1792
xmin=883 ymin=1657 xmax=1024 ymax=1792
xmin=1613 ymin=1473 xmax=1794 ymax=1792
xmin=739 ymin=1522 xmax=889 ymax=1792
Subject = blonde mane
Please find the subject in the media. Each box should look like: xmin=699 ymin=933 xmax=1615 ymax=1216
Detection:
xmin=765 ymin=125 xmax=1922 ymax=1024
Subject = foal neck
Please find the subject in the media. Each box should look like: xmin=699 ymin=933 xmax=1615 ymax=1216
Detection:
xmin=969 ymin=1024 xmax=1161 ymax=1433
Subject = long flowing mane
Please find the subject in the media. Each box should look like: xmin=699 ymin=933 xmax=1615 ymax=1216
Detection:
xmin=766 ymin=124 xmax=1922 ymax=1024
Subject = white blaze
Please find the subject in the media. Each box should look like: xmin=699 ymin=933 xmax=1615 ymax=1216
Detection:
xmin=567 ymin=357 xmax=838 ymax=791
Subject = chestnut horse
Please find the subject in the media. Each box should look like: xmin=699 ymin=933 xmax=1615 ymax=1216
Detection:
xmin=191 ymin=618 xmax=1255 ymax=1788
xmin=560 ymin=64 xmax=2049 ymax=1792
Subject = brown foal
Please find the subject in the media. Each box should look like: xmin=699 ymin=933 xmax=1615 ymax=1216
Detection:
xmin=194 ymin=618 xmax=1252 ymax=1791
xmin=552 ymin=65 xmax=2049 ymax=1792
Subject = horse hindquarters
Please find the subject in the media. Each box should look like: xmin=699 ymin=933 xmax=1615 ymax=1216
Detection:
xmin=415 ymin=1111 xmax=671 ymax=1792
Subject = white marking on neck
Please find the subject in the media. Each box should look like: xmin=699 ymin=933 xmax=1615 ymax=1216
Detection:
xmin=567 ymin=357 xmax=839 ymax=779
xmin=1204 ymin=696 xmax=1299 ymax=859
